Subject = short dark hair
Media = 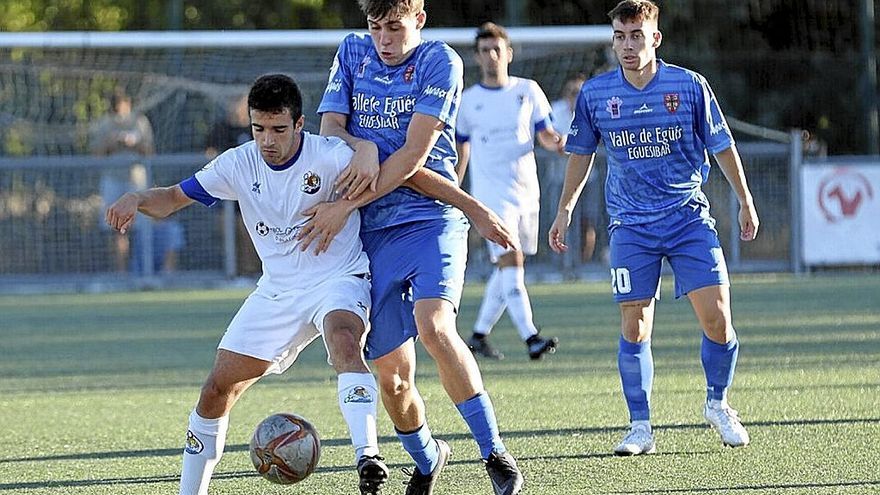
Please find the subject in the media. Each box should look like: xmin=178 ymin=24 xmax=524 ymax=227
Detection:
xmin=110 ymin=86 xmax=131 ymax=112
xmin=247 ymin=74 xmax=303 ymax=121
xmin=358 ymin=0 xmax=423 ymax=19
xmin=608 ymin=0 xmax=659 ymax=24
xmin=474 ymin=22 xmax=510 ymax=51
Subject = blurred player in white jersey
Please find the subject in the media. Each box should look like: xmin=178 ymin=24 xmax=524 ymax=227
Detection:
xmin=105 ymin=74 xmax=388 ymax=495
xmin=456 ymin=22 xmax=562 ymax=360
xmin=550 ymin=0 xmax=759 ymax=455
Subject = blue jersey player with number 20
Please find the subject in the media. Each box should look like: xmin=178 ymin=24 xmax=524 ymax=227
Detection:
xmin=299 ymin=1 xmax=525 ymax=494
xmin=550 ymin=0 xmax=760 ymax=456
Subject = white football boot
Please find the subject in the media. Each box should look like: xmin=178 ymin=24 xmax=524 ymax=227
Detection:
xmin=613 ymin=423 xmax=656 ymax=456
xmin=704 ymin=401 xmax=750 ymax=447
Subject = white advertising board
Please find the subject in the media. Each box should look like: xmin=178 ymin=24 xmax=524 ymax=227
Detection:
xmin=801 ymin=163 xmax=880 ymax=265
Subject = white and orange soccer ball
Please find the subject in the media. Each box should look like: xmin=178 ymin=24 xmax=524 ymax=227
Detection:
xmin=249 ymin=413 xmax=321 ymax=485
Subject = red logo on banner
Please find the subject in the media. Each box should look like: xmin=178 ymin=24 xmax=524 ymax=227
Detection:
xmin=817 ymin=168 xmax=874 ymax=222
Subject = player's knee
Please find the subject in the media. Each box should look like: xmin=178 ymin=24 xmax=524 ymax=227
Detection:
xmin=325 ymin=326 xmax=364 ymax=367
xmin=199 ymin=376 xmax=233 ymax=406
xmin=702 ymin=313 xmax=733 ymax=342
xmin=378 ymin=372 xmax=412 ymax=399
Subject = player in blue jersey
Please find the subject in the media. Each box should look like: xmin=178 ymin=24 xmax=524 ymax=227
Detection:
xmin=549 ymin=0 xmax=760 ymax=455
xmin=300 ymin=1 xmax=524 ymax=494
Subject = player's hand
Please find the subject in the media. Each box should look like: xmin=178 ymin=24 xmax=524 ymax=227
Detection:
xmin=335 ymin=141 xmax=379 ymax=201
xmin=739 ymin=200 xmax=759 ymax=241
xmin=105 ymin=192 xmax=140 ymax=234
xmin=468 ymin=205 xmax=520 ymax=252
xmin=297 ymin=201 xmax=353 ymax=255
xmin=548 ymin=211 xmax=572 ymax=254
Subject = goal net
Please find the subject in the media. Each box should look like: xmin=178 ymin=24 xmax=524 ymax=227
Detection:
xmin=0 ymin=27 xmax=613 ymax=286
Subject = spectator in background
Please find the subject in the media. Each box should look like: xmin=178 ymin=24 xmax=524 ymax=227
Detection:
xmin=205 ymin=93 xmax=251 ymax=159
xmin=549 ymin=73 xmax=605 ymax=265
xmin=205 ymin=92 xmax=260 ymax=276
xmin=91 ymin=86 xmax=184 ymax=274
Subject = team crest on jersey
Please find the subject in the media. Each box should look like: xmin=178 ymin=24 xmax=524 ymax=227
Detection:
xmin=344 ymin=386 xmax=373 ymax=404
xmin=664 ymin=93 xmax=680 ymax=113
xmin=606 ymin=96 xmax=623 ymax=119
xmin=404 ymin=64 xmax=416 ymax=83
xmin=357 ymin=55 xmax=371 ymax=78
xmin=301 ymin=171 xmax=321 ymax=194
xmin=185 ymin=430 xmax=204 ymax=455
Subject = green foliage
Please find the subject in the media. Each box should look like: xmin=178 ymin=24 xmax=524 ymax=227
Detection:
xmin=0 ymin=275 xmax=878 ymax=494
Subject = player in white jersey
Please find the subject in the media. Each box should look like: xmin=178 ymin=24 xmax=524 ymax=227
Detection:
xmin=105 ymin=74 xmax=389 ymax=495
xmin=456 ymin=22 xmax=563 ymax=360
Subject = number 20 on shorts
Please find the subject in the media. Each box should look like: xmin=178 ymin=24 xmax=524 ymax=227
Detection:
xmin=611 ymin=267 xmax=632 ymax=295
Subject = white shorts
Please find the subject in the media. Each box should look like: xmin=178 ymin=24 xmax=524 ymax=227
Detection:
xmin=218 ymin=274 xmax=371 ymax=375
xmin=485 ymin=205 xmax=539 ymax=263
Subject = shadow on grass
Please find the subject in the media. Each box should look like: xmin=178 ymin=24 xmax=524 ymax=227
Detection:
xmin=0 ymin=450 xmax=716 ymax=491
xmin=608 ymin=480 xmax=880 ymax=493
xmin=2 ymin=416 xmax=876 ymax=466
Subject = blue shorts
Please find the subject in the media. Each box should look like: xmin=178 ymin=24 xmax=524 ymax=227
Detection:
xmin=608 ymin=200 xmax=729 ymax=303
xmin=360 ymin=217 xmax=469 ymax=360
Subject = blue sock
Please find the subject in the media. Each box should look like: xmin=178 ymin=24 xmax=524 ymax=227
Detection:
xmin=456 ymin=392 xmax=505 ymax=459
xmin=618 ymin=336 xmax=654 ymax=422
xmin=701 ymin=332 xmax=739 ymax=402
xmin=396 ymin=424 xmax=439 ymax=476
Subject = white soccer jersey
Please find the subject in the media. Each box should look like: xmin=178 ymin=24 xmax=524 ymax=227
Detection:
xmin=457 ymin=77 xmax=552 ymax=212
xmin=183 ymin=132 xmax=369 ymax=294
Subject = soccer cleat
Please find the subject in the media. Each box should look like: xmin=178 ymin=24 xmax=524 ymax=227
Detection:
xmin=704 ymin=402 xmax=750 ymax=447
xmin=468 ymin=335 xmax=505 ymax=360
xmin=484 ymin=450 xmax=524 ymax=495
xmin=526 ymin=334 xmax=558 ymax=360
xmin=403 ymin=439 xmax=451 ymax=495
xmin=613 ymin=424 xmax=656 ymax=456
xmin=357 ymin=455 xmax=389 ymax=495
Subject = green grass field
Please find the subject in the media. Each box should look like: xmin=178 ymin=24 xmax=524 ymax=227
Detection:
xmin=1 ymin=274 xmax=878 ymax=494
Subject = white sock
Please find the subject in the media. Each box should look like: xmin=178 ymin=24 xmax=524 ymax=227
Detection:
xmin=338 ymin=372 xmax=380 ymax=462
xmin=500 ymin=266 xmax=539 ymax=340
xmin=474 ymin=268 xmax=506 ymax=335
xmin=179 ymin=410 xmax=229 ymax=495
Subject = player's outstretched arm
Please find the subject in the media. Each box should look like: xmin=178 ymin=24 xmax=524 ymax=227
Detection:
xmin=105 ymin=185 xmax=193 ymax=234
xmin=404 ymin=169 xmax=519 ymax=251
xmin=714 ymin=145 xmax=760 ymax=241
xmin=455 ymin=140 xmax=470 ymax=185
xmin=320 ymin=112 xmax=380 ymax=200
xmin=549 ymin=152 xmax=595 ymax=253
xmin=536 ymin=127 xmax=566 ymax=154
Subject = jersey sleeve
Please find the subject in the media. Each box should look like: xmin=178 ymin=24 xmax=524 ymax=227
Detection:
xmin=564 ymin=86 xmax=600 ymax=155
xmin=693 ymin=74 xmax=734 ymax=155
xmin=529 ymin=80 xmax=554 ymax=133
xmin=414 ymin=45 xmax=463 ymax=127
xmin=318 ymin=34 xmax=356 ymax=116
xmin=326 ymin=135 xmax=355 ymax=175
xmin=181 ymin=150 xmax=238 ymax=206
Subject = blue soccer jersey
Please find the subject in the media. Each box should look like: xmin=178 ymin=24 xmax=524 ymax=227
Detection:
xmin=319 ymin=33 xmax=465 ymax=232
xmin=565 ymin=60 xmax=734 ymax=225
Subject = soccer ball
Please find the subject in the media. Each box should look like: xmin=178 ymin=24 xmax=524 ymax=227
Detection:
xmin=249 ymin=412 xmax=321 ymax=484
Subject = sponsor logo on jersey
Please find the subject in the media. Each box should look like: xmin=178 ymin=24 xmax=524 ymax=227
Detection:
xmin=302 ymin=171 xmax=321 ymax=194
xmin=423 ymin=85 xmax=449 ymax=99
xmin=664 ymin=93 xmax=680 ymax=113
xmin=256 ymin=221 xmax=270 ymax=236
xmin=251 ymin=181 xmax=261 ymax=194
xmin=633 ymin=103 xmax=653 ymax=115
xmin=344 ymin=386 xmax=373 ymax=404
xmin=356 ymin=300 xmax=368 ymax=314
xmin=404 ymin=64 xmax=415 ymax=83
xmin=606 ymin=96 xmax=623 ymax=119
xmin=356 ymin=55 xmax=371 ymax=79
xmin=517 ymin=93 xmax=526 ymax=105
xmin=373 ymin=75 xmax=393 ymax=85
xmin=185 ymin=430 xmax=204 ymax=455
xmin=325 ymin=79 xmax=343 ymax=93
